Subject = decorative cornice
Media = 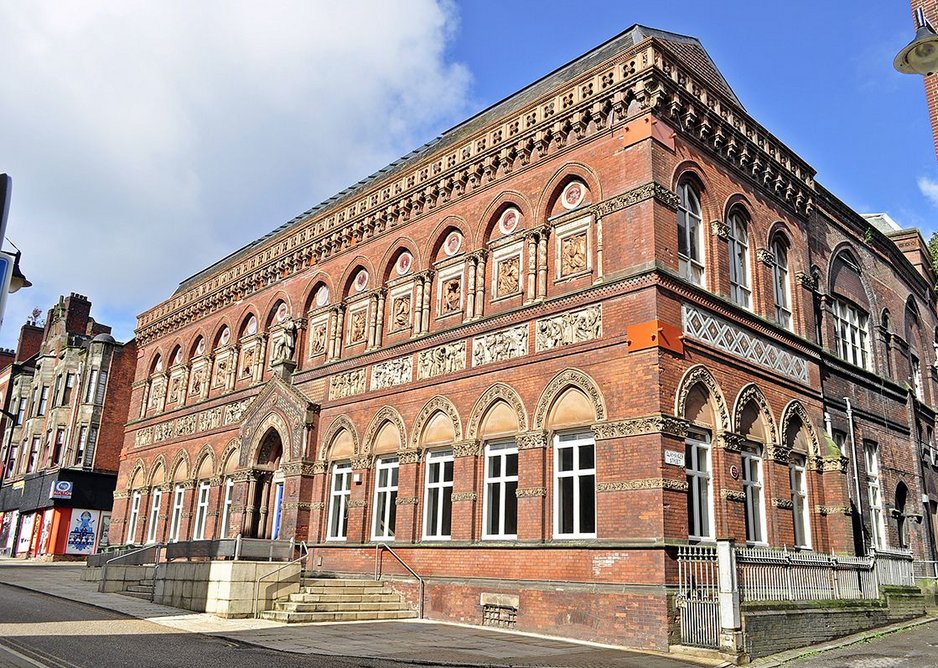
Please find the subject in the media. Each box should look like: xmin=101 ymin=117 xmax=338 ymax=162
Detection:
xmin=720 ymin=489 xmax=746 ymax=502
xmin=598 ymin=478 xmax=688 ymax=492
xmin=591 ymin=414 xmax=688 ymax=440
xmin=515 ymin=487 xmax=547 ymax=498
xmin=451 ymin=492 xmax=478 ymax=502
xmin=347 ymin=499 xmax=367 ymax=509
xmin=591 ymin=181 xmax=678 ymax=217
xmin=772 ymin=498 xmax=794 ymax=509
xmin=395 ymin=496 xmax=418 ymax=506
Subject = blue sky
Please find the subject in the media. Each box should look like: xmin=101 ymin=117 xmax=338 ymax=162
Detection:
xmin=0 ymin=1 xmax=932 ymax=348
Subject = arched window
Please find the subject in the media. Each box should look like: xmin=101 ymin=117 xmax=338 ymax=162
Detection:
xmin=677 ymin=182 xmax=705 ymax=286
xmin=771 ymin=236 xmax=792 ymax=330
xmin=830 ymin=251 xmax=871 ymax=370
xmin=727 ymin=208 xmax=751 ymax=309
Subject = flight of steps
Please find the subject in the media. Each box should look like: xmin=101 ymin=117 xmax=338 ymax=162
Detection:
xmin=260 ymin=577 xmax=417 ymax=623
xmin=119 ymin=577 xmax=155 ymax=601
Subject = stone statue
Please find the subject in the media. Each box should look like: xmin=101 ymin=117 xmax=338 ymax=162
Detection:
xmin=273 ymin=320 xmax=297 ymax=362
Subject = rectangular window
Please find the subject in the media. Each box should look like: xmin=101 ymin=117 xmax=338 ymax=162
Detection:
xmin=728 ymin=215 xmax=751 ymax=309
xmin=484 ymin=441 xmax=518 ymax=539
xmin=94 ymin=371 xmax=108 ymax=405
xmin=790 ymin=455 xmax=812 ymax=549
xmin=554 ymin=432 xmax=596 ymax=539
xmin=74 ymin=426 xmax=87 ymax=466
xmin=37 ymin=386 xmax=49 ymax=416
xmin=15 ymin=397 xmax=26 ymax=426
xmin=423 ymin=450 xmax=454 ymax=540
xmin=169 ymin=485 xmax=185 ymax=542
xmin=4 ymin=443 xmax=18 ymax=479
xmin=127 ymin=491 xmax=142 ymax=544
xmin=52 ymin=428 xmax=65 ymax=466
xmin=832 ymin=298 xmax=870 ymax=370
xmin=27 ymin=436 xmax=40 ymax=473
xmin=29 ymin=387 xmax=38 ymax=418
xmin=372 ymin=457 xmax=399 ymax=541
xmin=84 ymin=369 xmax=98 ymax=404
xmin=742 ymin=449 xmax=766 ymax=545
xmin=220 ymin=478 xmax=234 ymax=538
xmin=42 ymin=431 xmax=52 ymax=469
xmin=146 ymin=488 xmax=162 ymax=544
xmin=52 ymin=375 xmax=62 ymax=407
xmin=327 ymin=462 xmax=352 ymax=540
xmin=192 ymin=481 xmax=210 ymax=540
xmin=865 ymin=441 xmax=886 ymax=548
xmin=61 ymin=374 xmax=75 ymax=405
xmin=686 ymin=432 xmax=714 ymax=541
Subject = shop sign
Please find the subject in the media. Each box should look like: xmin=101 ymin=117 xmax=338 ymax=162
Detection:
xmin=50 ymin=480 xmax=73 ymax=499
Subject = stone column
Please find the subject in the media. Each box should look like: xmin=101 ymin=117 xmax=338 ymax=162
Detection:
xmin=464 ymin=257 xmax=477 ymax=324
xmin=515 ymin=431 xmax=548 ymax=541
xmin=594 ymin=215 xmax=604 ymax=284
xmin=525 ymin=233 xmax=537 ymax=303
xmin=421 ymin=273 xmax=432 ymax=333
xmin=366 ymin=293 xmax=378 ymax=349
xmin=451 ymin=440 xmax=481 ymax=541
xmin=474 ymin=251 xmax=487 ymax=319
xmin=139 ymin=382 xmax=150 ymax=419
xmin=240 ymin=473 xmax=258 ymax=537
xmin=536 ymin=228 xmax=549 ymax=299
xmin=307 ymin=460 xmax=329 ymax=544
xmin=255 ymin=336 xmax=268 ymax=383
xmin=374 ymin=289 xmax=386 ymax=349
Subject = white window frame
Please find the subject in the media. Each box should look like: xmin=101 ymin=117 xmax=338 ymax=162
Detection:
xmin=911 ymin=354 xmax=924 ymax=401
xmin=193 ymin=481 xmax=210 ymax=540
xmin=728 ymin=209 xmax=751 ymax=309
xmin=127 ymin=491 xmax=142 ymax=544
xmin=687 ymin=431 xmax=714 ymax=542
xmin=169 ymin=485 xmax=185 ymax=542
xmin=772 ymin=237 xmax=792 ymax=330
xmin=220 ymin=477 xmax=234 ymax=538
xmin=553 ymin=431 xmax=597 ymax=539
xmin=372 ymin=456 xmax=399 ymax=541
xmin=327 ymin=462 xmax=352 ymax=541
xmin=423 ymin=450 xmax=454 ymax=540
xmin=865 ymin=442 xmax=887 ymax=549
xmin=742 ymin=448 xmax=767 ymax=545
xmin=146 ymin=488 xmax=162 ymax=544
xmin=832 ymin=298 xmax=871 ymax=370
xmin=483 ymin=441 xmax=519 ymax=540
xmin=790 ymin=455 xmax=812 ymax=549
xmin=677 ymin=182 xmax=705 ymax=286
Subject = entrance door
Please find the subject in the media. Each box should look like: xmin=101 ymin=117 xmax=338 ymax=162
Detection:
xmin=271 ymin=481 xmax=284 ymax=540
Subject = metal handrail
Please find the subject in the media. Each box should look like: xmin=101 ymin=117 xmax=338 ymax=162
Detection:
xmin=252 ymin=540 xmax=307 ymax=617
xmin=374 ymin=542 xmax=424 ymax=619
xmin=101 ymin=543 xmax=164 ymax=585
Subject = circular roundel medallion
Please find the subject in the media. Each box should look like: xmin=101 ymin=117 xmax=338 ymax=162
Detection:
xmin=196 ymin=338 xmax=205 ymax=356
xmin=443 ymin=231 xmax=463 ymax=257
xmin=498 ymin=207 xmax=521 ymax=236
xmin=275 ymin=303 xmax=289 ymax=323
xmin=730 ymin=464 xmax=740 ymax=480
xmin=561 ymin=180 xmax=586 ymax=210
xmin=315 ymin=285 xmax=330 ymax=307
xmin=396 ymin=252 xmax=413 ymax=276
xmin=354 ymin=269 xmax=369 ymax=292
xmin=245 ymin=315 xmax=258 ymax=336
xmin=220 ymin=327 xmax=231 ymax=347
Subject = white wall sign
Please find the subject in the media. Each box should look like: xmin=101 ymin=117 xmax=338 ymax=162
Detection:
xmin=664 ymin=450 xmax=685 ymax=467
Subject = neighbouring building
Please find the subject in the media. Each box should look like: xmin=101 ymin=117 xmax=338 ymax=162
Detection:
xmin=113 ymin=25 xmax=938 ymax=650
xmin=0 ymin=294 xmax=136 ymax=559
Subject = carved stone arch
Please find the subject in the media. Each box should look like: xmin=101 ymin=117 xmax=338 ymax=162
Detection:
xmin=217 ymin=438 xmax=241 ymax=477
xmin=147 ymin=350 xmax=165 ymax=375
xmin=533 ymin=368 xmax=606 ymax=431
xmin=377 ymin=237 xmax=422 ymax=282
xmin=466 ymin=383 xmax=529 ymax=440
xmin=732 ymin=384 xmax=778 ymax=448
xmin=362 ymin=406 xmax=407 ymax=456
xmin=828 ymin=243 xmax=878 ymax=313
xmin=425 ymin=215 xmax=473 ymax=264
xmin=478 ymin=190 xmax=534 ymax=242
xmin=188 ymin=330 xmax=208 ymax=359
xmin=147 ymin=455 xmax=168 ymax=487
xmin=723 ymin=192 xmax=755 ymax=221
xmin=674 ymin=364 xmax=731 ymax=432
xmin=242 ymin=409 xmax=291 ymax=469
xmin=410 ymin=396 xmax=464 ymax=449
xmin=779 ymin=400 xmax=821 ymax=459
xmin=671 ymin=161 xmax=716 ymax=224
xmin=126 ymin=459 xmax=147 ymax=490
xmin=536 ymin=162 xmax=602 ymax=221
xmin=193 ymin=444 xmax=216 ymax=481
xmin=211 ymin=319 xmax=234 ymax=349
xmin=337 ymin=255 xmax=378 ymax=299
xmin=767 ymin=220 xmax=795 ymax=249
xmin=169 ymin=450 xmax=191 ymax=483
xmin=319 ymin=415 xmax=360 ymax=461
xmin=233 ymin=304 xmax=261 ymax=338
xmin=238 ymin=375 xmax=315 ymax=466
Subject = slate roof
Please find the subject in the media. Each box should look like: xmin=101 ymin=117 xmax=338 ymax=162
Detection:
xmin=174 ymin=25 xmax=739 ymax=295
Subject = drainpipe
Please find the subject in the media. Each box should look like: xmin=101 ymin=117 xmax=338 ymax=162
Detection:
xmin=844 ymin=397 xmax=865 ymax=554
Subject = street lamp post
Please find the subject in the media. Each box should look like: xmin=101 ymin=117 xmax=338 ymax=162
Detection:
xmin=895 ymin=6 xmax=938 ymax=75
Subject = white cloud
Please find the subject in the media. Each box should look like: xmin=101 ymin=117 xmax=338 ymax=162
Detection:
xmin=0 ymin=1 xmax=470 ymax=346
xmin=918 ymin=175 xmax=938 ymax=209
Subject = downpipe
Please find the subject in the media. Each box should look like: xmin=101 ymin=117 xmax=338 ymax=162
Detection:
xmin=844 ymin=397 xmax=865 ymax=554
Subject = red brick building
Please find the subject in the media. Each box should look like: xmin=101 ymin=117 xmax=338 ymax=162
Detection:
xmin=114 ymin=26 xmax=938 ymax=649
xmin=0 ymin=295 xmax=135 ymax=558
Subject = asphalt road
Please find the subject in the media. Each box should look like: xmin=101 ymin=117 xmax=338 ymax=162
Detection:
xmin=782 ymin=619 xmax=938 ymax=668
xmin=0 ymin=582 xmax=398 ymax=668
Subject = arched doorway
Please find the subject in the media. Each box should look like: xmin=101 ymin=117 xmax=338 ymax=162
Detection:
xmin=248 ymin=428 xmax=285 ymax=539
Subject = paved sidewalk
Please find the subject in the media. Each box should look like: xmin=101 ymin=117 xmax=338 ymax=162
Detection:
xmin=0 ymin=560 xmax=709 ymax=667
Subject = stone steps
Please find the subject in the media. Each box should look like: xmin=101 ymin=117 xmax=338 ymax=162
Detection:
xmin=261 ymin=577 xmax=415 ymax=623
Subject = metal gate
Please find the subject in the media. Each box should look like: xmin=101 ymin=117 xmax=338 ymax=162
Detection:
xmin=676 ymin=545 xmax=720 ymax=648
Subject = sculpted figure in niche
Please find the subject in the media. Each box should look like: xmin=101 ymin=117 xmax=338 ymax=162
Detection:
xmin=349 ymin=311 xmax=367 ymax=343
xmin=561 ymin=232 xmax=587 ymax=276
xmin=443 ymin=278 xmax=461 ymax=312
xmin=310 ymin=323 xmax=327 ymax=355
xmin=167 ymin=376 xmax=181 ymax=404
xmin=392 ymin=295 xmax=411 ymax=329
xmin=272 ymin=319 xmax=297 ymax=361
xmin=241 ymin=346 xmax=255 ymax=378
xmin=190 ymin=367 xmax=204 ymax=395
xmin=497 ymin=256 xmax=520 ymax=296
xmin=214 ymin=357 xmax=228 ymax=388
xmin=149 ymin=379 xmax=165 ymax=409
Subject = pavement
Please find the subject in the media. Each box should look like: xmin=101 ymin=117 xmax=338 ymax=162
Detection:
xmin=0 ymin=559 xmax=709 ymax=667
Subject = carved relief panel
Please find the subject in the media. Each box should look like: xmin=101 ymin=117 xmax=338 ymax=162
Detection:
xmin=388 ymin=283 xmax=414 ymax=333
xmin=535 ymin=304 xmax=602 ymax=351
xmin=436 ymin=263 xmax=464 ymax=317
xmin=239 ymin=336 xmax=262 ymax=382
xmin=371 ymin=355 xmax=413 ymax=391
xmin=491 ymin=241 xmax=523 ymax=299
xmin=330 ymin=368 xmax=366 ymax=400
xmin=189 ymin=358 xmax=209 ymax=397
xmin=166 ymin=366 xmax=188 ymax=406
xmin=417 ymin=341 xmax=466 ymax=380
xmin=472 ymin=325 xmax=528 ymax=367
xmin=555 ymin=215 xmax=591 ymax=280
xmin=213 ymin=348 xmax=235 ymax=390
xmin=307 ymin=313 xmax=329 ymax=358
xmin=346 ymin=300 xmax=369 ymax=347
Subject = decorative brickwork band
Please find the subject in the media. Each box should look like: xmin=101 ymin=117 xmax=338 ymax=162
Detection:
xmin=453 ymin=440 xmax=482 ymax=458
xmin=347 ymin=500 xmax=367 ymax=509
xmin=710 ymin=220 xmax=729 ymax=240
xmin=721 ymin=489 xmax=746 ymax=502
xmin=310 ymin=501 xmax=325 ymax=510
xmin=397 ymin=450 xmax=421 ymax=465
xmin=590 ymin=181 xmax=679 ymax=217
xmin=451 ymin=492 xmax=478 ymax=502
xmin=597 ymin=478 xmax=688 ymax=492
xmin=395 ymin=496 xmax=418 ymax=506
xmin=283 ymin=502 xmax=315 ymax=511
xmin=516 ymin=431 xmax=548 ymax=450
xmin=772 ymin=498 xmax=794 ymax=509
xmin=515 ymin=487 xmax=547 ymax=498
xmin=591 ymin=414 xmax=689 ymax=440
xmin=817 ymin=505 xmax=851 ymax=516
